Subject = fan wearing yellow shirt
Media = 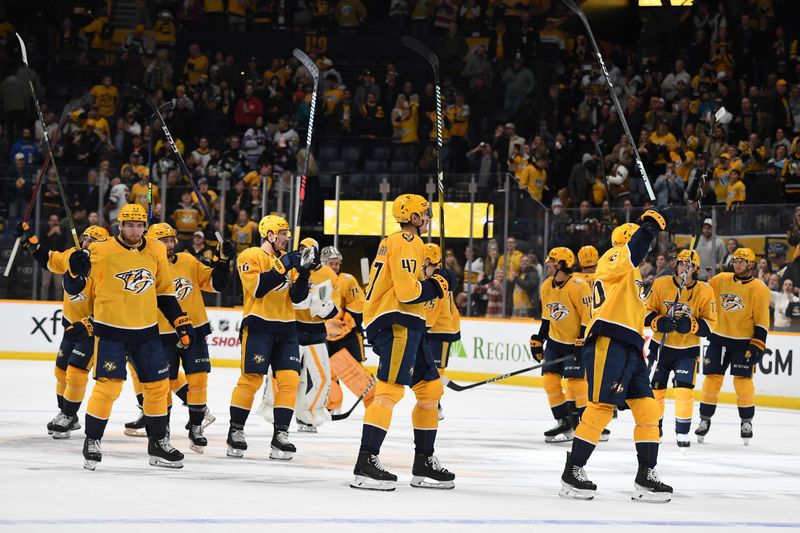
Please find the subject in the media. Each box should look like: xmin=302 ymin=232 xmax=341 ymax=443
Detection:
xmin=645 ymin=249 xmax=717 ymax=449
xmin=351 ymin=194 xmax=453 ymax=492
xmin=229 ymin=209 xmax=259 ymax=253
xmin=726 ymin=169 xmax=746 ymax=211
xmin=530 ymin=248 xmax=592 ymax=443
xmin=16 ymin=224 xmax=109 ymax=438
xmin=147 ymin=223 xmax=234 ymax=453
xmin=62 ymin=204 xmax=195 ymax=471
xmin=89 ymin=76 xmax=119 ymax=118
xmin=518 ymin=155 xmax=547 ymax=202
xmin=129 ymin=171 xmax=159 ymax=211
xmin=227 ymin=215 xmax=312 ymax=460
xmin=561 ymin=206 xmax=676 ymax=503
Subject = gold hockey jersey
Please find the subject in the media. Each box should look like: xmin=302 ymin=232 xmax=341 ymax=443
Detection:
xmin=574 ymin=270 xmax=595 ymax=289
xmin=708 ymin=273 xmax=770 ymax=347
xmin=646 ymin=276 xmax=717 ymax=351
xmin=296 ymin=264 xmax=340 ymax=343
xmin=540 ymin=275 xmax=592 ymax=349
xmin=47 ymin=247 xmax=95 ymax=325
xmin=326 ymin=272 xmax=365 ymax=342
xmin=237 ymin=246 xmax=298 ymax=331
xmin=424 ymin=290 xmax=461 ymax=342
xmin=157 ymin=252 xmax=217 ymax=337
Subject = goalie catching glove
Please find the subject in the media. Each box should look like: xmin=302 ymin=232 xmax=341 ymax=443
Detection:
xmin=65 ymin=317 xmax=94 ymax=342
xmin=173 ymin=315 xmax=195 ymax=348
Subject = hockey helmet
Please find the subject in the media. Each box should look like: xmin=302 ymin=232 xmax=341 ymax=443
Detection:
xmin=578 ymin=245 xmax=598 ymax=268
xmin=299 ymin=237 xmax=319 ymax=252
xmin=676 ymin=249 xmax=700 ymax=269
xmin=392 ymin=194 xmax=431 ymax=224
xmin=258 ymin=215 xmax=291 ymax=239
xmin=611 ymin=223 xmax=639 ymax=247
xmin=423 ymin=243 xmax=442 ymax=266
xmin=147 ymin=222 xmax=177 ymax=240
xmin=546 ymin=247 xmax=575 ymax=269
xmin=117 ymin=203 xmax=148 ymax=224
xmin=732 ymin=247 xmax=756 ymax=263
xmin=82 ymin=225 xmax=109 ymax=242
xmin=320 ymin=246 xmax=343 ymax=265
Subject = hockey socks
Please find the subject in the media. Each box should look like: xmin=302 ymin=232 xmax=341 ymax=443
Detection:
xmin=62 ymin=366 xmax=90 ymax=417
xmin=85 ymin=378 xmax=124 ymax=439
xmin=411 ymin=380 xmax=442 ymax=456
xmin=360 ymin=381 xmax=404 ymax=454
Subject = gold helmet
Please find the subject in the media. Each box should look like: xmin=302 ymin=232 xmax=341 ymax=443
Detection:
xmin=676 ymin=249 xmax=700 ymax=269
xmin=82 ymin=225 xmax=109 ymax=242
xmin=611 ymin=223 xmax=639 ymax=247
xmin=118 ymin=203 xmax=148 ymax=224
xmin=732 ymin=247 xmax=756 ymax=263
xmin=392 ymin=194 xmax=431 ymax=224
xmin=299 ymin=237 xmax=319 ymax=251
xmin=147 ymin=222 xmax=177 ymax=240
xmin=546 ymin=247 xmax=575 ymax=269
xmin=578 ymin=245 xmax=598 ymax=268
xmin=423 ymin=243 xmax=442 ymax=266
xmin=258 ymin=215 xmax=291 ymax=239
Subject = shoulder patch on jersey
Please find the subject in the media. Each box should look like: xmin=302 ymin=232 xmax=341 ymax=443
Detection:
xmin=572 ymin=277 xmax=584 ymax=284
xmin=609 ymin=252 xmax=619 ymax=263
xmin=720 ymin=293 xmax=745 ymax=311
xmin=115 ymin=268 xmax=155 ymax=294
xmin=401 ymin=232 xmax=415 ymax=242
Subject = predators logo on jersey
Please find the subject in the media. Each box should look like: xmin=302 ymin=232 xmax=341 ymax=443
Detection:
xmin=720 ymin=293 xmax=745 ymax=311
xmin=664 ymin=301 xmax=692 ymax=317
xmin=174 ymin=277 xmax=193 ymax=300
xmin=115 ymin=268 xmax=156 ymax=294
xmin=546 ymin=302 xmax=570 ymax=321
xmin=635 ymin=279 xmax=647 ymax=302
xmin=68 ymin=292 xmax=87 ymax=303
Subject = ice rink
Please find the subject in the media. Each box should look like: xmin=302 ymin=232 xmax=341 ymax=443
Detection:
xmin=1 ymin=359 xmax=799 ymax=532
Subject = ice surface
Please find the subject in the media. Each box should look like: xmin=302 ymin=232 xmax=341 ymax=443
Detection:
xmin=1 ymin=360 xmax=799 ymax=532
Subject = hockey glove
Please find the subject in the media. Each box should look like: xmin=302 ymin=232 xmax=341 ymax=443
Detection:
xmin=278 ymin=250 xmax=303 ymax=272
xmin=744 ymin=341 xmax=765 ymax=366
xmin=647 ymin=345 xmax=658 ymax=370
xmin=640 ymin=205 xmax=675 ymax=232
xmin=15 ymin=221 xmax=39 ymax=249
xmin=530 ymin=334 xmax=544 ymax=363
xmin=429 ymin=270 xmax=449 ymax=298
xmin=64 ymin=317 xmax=94 ymax=342
xmin=68 ymin=249 xmax=92 ymax=278
xmin=571 ymin=337 xmax=585 ymax=364
xmin=173 ymin=315 xmax=195 ymax=349
xmin=300 ymin=245 xmax=316 ymax=269
xmin=674 ymin=315 xmax=699 ymax=335
xmin=219 ymin=240 xmax=236 ymax=262
xmin=650 ymin=315 xmax=678 ymax=334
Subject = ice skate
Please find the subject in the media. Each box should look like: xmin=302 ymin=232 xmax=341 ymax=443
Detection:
xmin=83 ymin=437 xmax=102 ymax=470
xmin=47 ymin=411 xmax=77 ymax=435
xmin=632 ymin=466 xmax=673 ymax=503
xmin=50 ymin=412 xmax=77 ymax=439
xmin=226 ymin=426 xmax=247 ymax=458
xmin=560 ymin=452 xmax=596 ymax=500
xmin=148 ymin=436 xmax=184 ymax=468
xmin=741 ymin=421 xmax=753 ymax=446
xmin=410 ymin=454 xmax=455 ymax=489
xmin=438 ymin=402 xmax=444 ymax=421
xmin=351 ymin=451 xmax=397 ymax=491
xmin=677 ymin=433 xmax=691 ymax=451
xmin=185 ymin=407 xmax=216 ymax=431
xmin=599 ymin=428 xmax=611 ymax=442
xmin=124 ymin=410 xmax=147 ymax=437
xmin=270 ymin=427 xmax=296 ymax=460
xmin=188 ymin=424 xmax=207 ymax=454
xmin=296 ymin=418 xmax=317 ymax=433
xmin=544 ymin=418 xmax=574 ymax=443
xmin=695 ymin=418 xmax=711 ymax=443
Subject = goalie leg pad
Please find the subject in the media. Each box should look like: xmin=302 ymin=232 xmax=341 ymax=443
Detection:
xmin=295 ymin=343 xmax=332 ymax=427
xmin=328 ymin=378 xmax=343 ymax=412
xmin=331 ymin=348 xmax=376 ymax=408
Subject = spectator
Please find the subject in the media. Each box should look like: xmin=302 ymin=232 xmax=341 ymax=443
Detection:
xmin=502 ymin=57 xmax=535 ymax=115
xmin=781 ymin=245 xmax=800 ymax=288
xmin=273 ymin=117 xmax=300 ymax=149
xmin=498 ymin=237 xmax=523 ymax=276
xmin=725 ymin=168 xmax=745 ymax=211
xmin=172 ymin=190 xmax=203 ymax=242
xmin=354 ymin=69 xmax=380 ymax=108
xmin=9 ymin=128 xmax=40 ymax=164
xmin=770 ymin=279 xmax=800 ymax=331
xmin=439 ymin=22 xmax=468 ymax=77
xmin=335 ymin=0 xmax=366 ymax=29
xmin=461 ymin=45 xmax=492 ymax=88
xmin=89 ymin=75 xmax=119 ymax=119
xmin=39 ymin=213 xmax=67 ymax=300
xmin=183 ymin=44 xmax=209 ymax=87
xmin=654 ymin=161 xmax=685 ymax=206
xmin=719 ymin=238 xmax=742 ymax=272
xmin=144 ymin=48 xmax=174 ymax=92
xmin=756 ymin=257 xmax=774 ymax=286
xmin=229 ymin=208 xmax=259 ymax=253
xmin=661 ymin=59 xmax=691 ymax=102
xmin=182 ymin=230 xmax=215 ymax=264
xmin=771 ymin=78 xmax=793 ymax=133
xmin=510 ymin=254 xmax=540 ymax=318
xmin=568 ymin=153 xmax=596 ymax=206
xmin=242 ymin=115 xmax=269 ymax=166
xmin=1 ymin=72 xmax=29 ymax=140
xmin=695 ymin=218 xmax=726 ymax=280
xmin=234 ymin=83 xmax=264 ymax=129
xmin=7 ymin=153 xmax=33 ymax=218
xmin=467 ymin=141 xmax=500 ymax=189
xmin=485 ymin=268 xmax=505 ymax=319
xmin=357 ymin=92 xmax=385 ymax=137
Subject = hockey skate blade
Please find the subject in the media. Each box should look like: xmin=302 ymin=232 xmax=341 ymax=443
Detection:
xmin=269 ymin=447 xmax=294 ymax=461
xmin=632 ymin=485 xmax=671 ymax=503
xmin=545 ymin=431 xmax=574 ymax=443
xmin=226 ymin=446 xmax=245 ymax=458
xmin=697 ymin=435 xmax=705 ymax=443
xmin=350 ymin=475 xmax=396 ymax=491
xmin=410 ymin=476 xmax=455 ymax=490
xmin=297 ymin=424 xmax=318 ymax=433
xmin=190 ymin=443 xmax=206 ymax=454
xmin=742 ymin=438 xmax=750 ymax=446
xmin=149 ymin=456 xmax=184 ymax=469
xmin=124 ymin=428 xmax=147 ymax=437
xmin=202 ymin=412 xmax=216 ymax=429
xmin=559 ymin=481 xmax=595 ymax=500
xmin=83 ymin=459 xmax=98 ymax=471
xmin=52 ymin=430 xmax=71 ymax=440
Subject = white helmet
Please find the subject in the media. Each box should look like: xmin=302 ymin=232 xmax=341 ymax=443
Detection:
xmin=320 ymin=246 xmax=343 ymax=265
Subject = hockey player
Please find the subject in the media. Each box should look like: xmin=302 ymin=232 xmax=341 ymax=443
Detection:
xmin=696 ymin=247 xmax=769 ymax=445
xmin=530 ymin=247 xmax=592 ymax=443
xmin=147 ymin=222 xmax=233 ymax=452
xmin=560 ymin=207 xmax=676 ymax=503
xmin=575 ymin=245 xmax=598 ymax=287
xmin=16 ymin=223 xmax=109 ymax=438
xmin=351 ymin=194 xmax=454 ymax=491
xmin=645 ymin=249 xmax=717 ymax=448
xmin=321 ymin=245 xmax=373 ymax=414
xmin=422 ymin=243 xmax=461 ymax=421
xmin=227 ymin=215 xmax=311 ymax=460
xmin=63 ymin=203 xmax=195 ymax=470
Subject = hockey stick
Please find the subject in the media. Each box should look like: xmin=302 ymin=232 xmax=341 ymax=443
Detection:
xmin=443 ymin=355 xmax=571 ymax=392
xmin=559 ymin=0 xmax=655 ymax=203
xmin=331 ymin=377 xmax=376 ymax=421
xmin=403 ymin=35 xmax=446 ymax=251
xmin=291 ymin=49 xmax=319 ymax=250
xmin=130 ymin=87 xmax=223 ymax=242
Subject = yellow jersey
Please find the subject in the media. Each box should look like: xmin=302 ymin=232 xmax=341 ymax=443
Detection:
xmin=363 ymin=231 xmax=429 ymax=338
xmin=237 ymin=246 xmax=300 ymax=332
xmin=86 ymin=236 xmax=175 ymax=340
xmin=156 ymin=252 xmax=218 ymax=337
xmin=587 ymin=244 xmax=649 ymax=350
xmin=129 ymin=182 xmax=159 ymax=211
xmin=326 ymin=273 xmax=366 ymax=342
xmin=518 ymin=163 xmax=547 ymax=202
xmin=172 ymin=206 xmax=203 ymax=238
xmin=446 ymin=104 xmax=469 ymax=138
xmin=183 ymin=54 xmax=209 ymax=85
xmin=712 ymin=160 xmax=742 ymax=203
xmin=646 ymin=276 xmax=717 ymax=353
xmin=574 ymin=270 xmax=595 ymax=289
xmin=540 ymin=275 xmax=592 ymax=349
xmin=295 ymin=265 xmax=340 ymax=345
xmin=708 ymin=273 xmax=770 ymax=347
xmin=726 ymin=180 xmax=746 ymax=208
xmin=424 ymin=289 xmax=461 ymax=342
xmin=393 ymin=102 xmax=419 ymax=144
xmin=89 ymin=85 xmax=119 ymax=118
xmin=497 ymin=249 xmax=523 ymax=275
xmin=46 ymin=248 xmax=96 ymax=325
xmin=229 ymin=220 xmax=258 ymax=252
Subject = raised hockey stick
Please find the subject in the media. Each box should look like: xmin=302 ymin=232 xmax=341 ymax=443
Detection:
xmin=291 ymin=48 xmax=320 ymax=250
xmin=130 ymin=87 xmax=223 ymax=243
xmin=403 ymin=35 xmax=446 ymax=251
xmin=443 ymin=355 xmax=571 ymax=392
xmin=559 ymin=0 xmax=655 ymax=203
xmin=331 ymin=377 xmax=376 ymax=421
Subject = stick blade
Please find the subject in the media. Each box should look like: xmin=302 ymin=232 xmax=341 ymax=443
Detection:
xmin=292 ymin=48 xmax=319 ymax=78
xmin=15 ymin=33 xmax=29 ymax=66
xmin=402 ymin=35 xmax=439 ymax=71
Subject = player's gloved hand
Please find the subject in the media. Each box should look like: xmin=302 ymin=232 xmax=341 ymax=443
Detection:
xmin=173 ymin=314 xmax=195 ymax=348
xmin=15 ymin=221 xmax=39 ymax=249
xmin=674 ymin=315 xmax=699 ymax=335
xmin=68 ymin=249 xmax=91 ymax=278
xmin=300 ymin=245 xmax=316 ymax=269
xmin=278 ymin=250 xmax=302 ymax=272
xmin=647 ymin=345 xmax=658 ymax=370
xmin=572 ymin=337 xmax=585 ymax=364
xmin=640 ymin=205 xmax=676 ymax=232
xmin=651 ymin=315 xmax=678 ymax=333
xmin=429 ymin=269 xmax=449 ymax=298
xmin=219 ymin=240 xmax=236 ymax=262
xmin=744 ymin=341 xmax=765 ymax=366
xmin=530 ymin=334 xmax=544 ymax=363
xmin=64 ymin=317 xmax=94 ymax=342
